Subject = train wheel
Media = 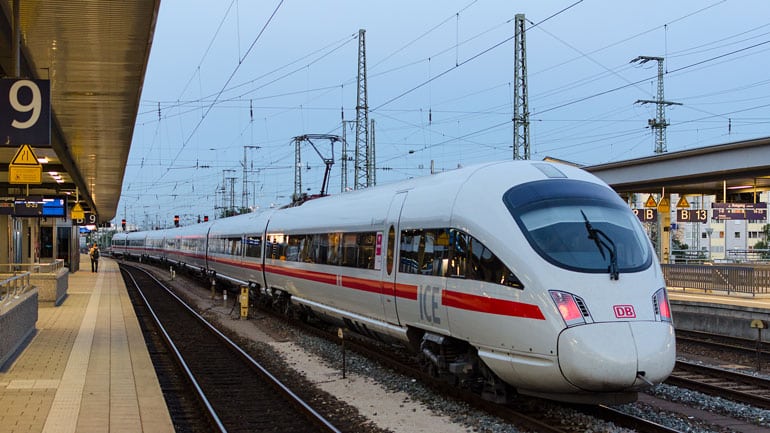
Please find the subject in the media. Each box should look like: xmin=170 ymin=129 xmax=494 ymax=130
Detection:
xmin=477 ymin=362 xmax=510 ymax=404
xmin=418 ymin=353 xmax=439 ymax=378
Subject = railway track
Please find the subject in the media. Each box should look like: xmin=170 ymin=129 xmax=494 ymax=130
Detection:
xmin=124 ymin=261 xmax=682 ymax=432
xmin=120 ymin=263 xmax=341 ymax=433
xmin=667 ymin=360 xmax=770 ymax=410
xmin=676 ymin=329 xmax=770 ymax=359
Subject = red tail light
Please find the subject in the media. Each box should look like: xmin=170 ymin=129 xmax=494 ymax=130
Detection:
xmin=550 ymin=291 xmax=585 ymax=326
xmin=654 ymin=288 xmax=672 ymax=322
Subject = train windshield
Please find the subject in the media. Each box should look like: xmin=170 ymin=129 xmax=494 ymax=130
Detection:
xmin=503 ymin=179 xmax=652 ymax=275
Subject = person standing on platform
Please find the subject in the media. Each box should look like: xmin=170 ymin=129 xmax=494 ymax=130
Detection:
xmin=89 ymin=243 xmax=100 ymax=272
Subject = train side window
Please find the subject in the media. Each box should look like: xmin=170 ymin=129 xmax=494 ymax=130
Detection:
xmin=244 ymin=236 xmax=261 ymax=258
xmin=286 ymin=235 xmax=302 ymax=262
xmin=266 ymin=234 xmax=289 ymax=260
xmin=401 ymin=228 xmax=452 ymax=276
xmin=359 ymin=233 xmax=376 ymax=269
xmin=296 ymin=235 xmax=311 ymax=262
xmin=327 ymin=233 xmax=341 ymax=266
xmin=429 ymin=229 xmax=451 ymax=276
xmin=326 ymin=231 xmax=376 ymax=269
xmin=468 ymin=236 xmax=524 ymax=289
xmin=227 ymin=237 xmax=241 ymax=256
xmin=310 ymin=234 xmax=323 ymax=263
xmin=399 ymin=229 xmax=422 ymax=274
xmin=448 ymin=229 xmax=468 ymax=278
xmin=214 ymin=237 xmax=225 ymax=254
xmin=341 ymin=233 xmax=358 ymax=267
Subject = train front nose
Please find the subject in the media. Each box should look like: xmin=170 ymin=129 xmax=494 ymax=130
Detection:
xmin=557 ymin=322 xmax=675 ymax=391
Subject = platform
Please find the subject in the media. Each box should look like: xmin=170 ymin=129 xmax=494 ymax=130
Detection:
xmin=0 ymin=256 xmax=174 ymax=433
xmin=669 ymin=287 xmax=770 ymax=342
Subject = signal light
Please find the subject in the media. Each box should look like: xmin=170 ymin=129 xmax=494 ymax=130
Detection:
xmin=174 ymin=215 xmax=179 ymax=227
xmin=121 ymin=219 xmax=126 ymax=230
xmin=204 ymin=215 xmax=209 ymax=222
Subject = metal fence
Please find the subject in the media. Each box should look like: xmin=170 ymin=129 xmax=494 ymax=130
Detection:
xmin=0 ymin=260 xmax=65 ymax=274
xmin=0 ymin=260 xmax=64 ymax=307
xmin=0 ymin=272 xmax=32 ymax=306
xmin=662 ymin=263 xmax=770 ymax=296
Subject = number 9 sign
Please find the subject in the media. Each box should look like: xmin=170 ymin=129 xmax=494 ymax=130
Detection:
xmin=1 ymin=78 xmax=51 ymax=147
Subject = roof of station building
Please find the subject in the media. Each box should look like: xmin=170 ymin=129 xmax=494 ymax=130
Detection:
xmin=0 ymin=1 xmax=160 ymax=222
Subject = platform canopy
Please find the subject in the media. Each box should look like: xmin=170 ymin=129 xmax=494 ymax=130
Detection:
xmin=0 ymin=0 xmax=160 ymax=222
xmin=585 ymin=136 xmax=770 ymax=197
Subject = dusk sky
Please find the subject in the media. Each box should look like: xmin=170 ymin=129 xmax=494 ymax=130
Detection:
xmin=118 ymin=0 xmax=770 ymax=228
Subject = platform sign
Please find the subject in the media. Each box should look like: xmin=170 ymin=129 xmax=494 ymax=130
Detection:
xmin=13 ymin=196 xmax=43 ymax=216
xmin=42 ymin=197 xmax=66 ymax=217
xmin=644 ymin=195 xmax=657 ymax=208
xmin=8 ymin=144 xmax=42 ymax=184
xmin=0 ymin=79 xmax=51 ymax=147
xmin=73 ymin=212 xmax=98 ymax=226
xmin=71 ymin=202 xmax=85 ymax=220
xmin=0 ymin=195 xmax=67 ymax=217
xmin=711 ymin=202 xmax=767 ymax=221
xmin=677 ymin=209 xmax=708 ymax=223
xmin=633 ymin=208 xmax=657 ymax=222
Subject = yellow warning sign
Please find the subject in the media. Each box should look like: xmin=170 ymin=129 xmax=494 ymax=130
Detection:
xmin=644 ymin=194 xmax=657 ymax=208
xmin=676 ymin=196 xmax=690 ymax=209
xmin=658 ymin=197 xmax=670 ymax=212
xmin=71 ymin=203 xmax=85 ymax=220
xmin=9 ymin=166 xmax=42 ymax=184
xmin=9 ymin=144 xmax=42 ymax=184
xmin=11 ymin=144 xmax=41 ymax=166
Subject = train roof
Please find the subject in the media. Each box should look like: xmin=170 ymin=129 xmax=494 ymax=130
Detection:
xmin=208 ymin=209 xmax=274 ymax=237
xmin=265 ymin=160 xmax=606 ymax=233
xmin=118 ymin=160 xmax=607 ymax=237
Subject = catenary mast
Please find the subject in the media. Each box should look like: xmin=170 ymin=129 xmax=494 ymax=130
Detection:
xmin=512 ymin=14 xmax=530 ymax=160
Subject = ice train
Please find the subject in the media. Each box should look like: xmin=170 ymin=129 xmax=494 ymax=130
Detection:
xmin=112 ymin=160 xmax=676 ymax=404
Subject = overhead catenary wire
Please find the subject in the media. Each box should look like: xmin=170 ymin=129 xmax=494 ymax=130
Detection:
xmin=162 ymin=0 xmax=286 ymax=179
xmin=371 ymin=0 xmax=585 ymax=112
xmin=125 ymin=1 xmax=770 ymax=226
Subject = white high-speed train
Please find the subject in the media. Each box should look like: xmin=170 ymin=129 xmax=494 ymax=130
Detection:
xmin=112 ymin=160 xmax=675 ymax=404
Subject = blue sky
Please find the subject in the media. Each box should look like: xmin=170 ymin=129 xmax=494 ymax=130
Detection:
xmin=118 ymin=0 xmax=770 ymax=229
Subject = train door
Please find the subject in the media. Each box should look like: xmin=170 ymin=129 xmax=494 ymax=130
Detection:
xmin=204 ymin=225 xmax=213 ymax=272
xmin=381 ymin=191 xmax=407 ymax=325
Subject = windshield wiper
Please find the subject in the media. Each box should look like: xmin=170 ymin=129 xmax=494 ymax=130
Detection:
xmin=580 ymin=210 xmax=619 ymax=280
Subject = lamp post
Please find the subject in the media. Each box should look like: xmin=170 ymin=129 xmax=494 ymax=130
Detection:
xmin=242 ymin=145 xmax=260 ymax=211
xmin=706 ymin=227 xmax=714 ymax=261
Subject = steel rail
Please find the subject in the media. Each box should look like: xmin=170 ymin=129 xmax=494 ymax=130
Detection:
xmin=667 ymin=360 xmax=770 ymax=410
xmin=122 ymin=263 xmax=341 ymax=433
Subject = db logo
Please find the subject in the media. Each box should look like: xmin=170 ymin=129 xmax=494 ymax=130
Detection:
xmin=613 ymin=305 xmax=636 ymax=318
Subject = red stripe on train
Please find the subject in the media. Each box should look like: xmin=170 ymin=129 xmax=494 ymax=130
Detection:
xmin=128 ymin=251 xmax=537 ymax=319
xmin=442 ymin=289 xmax=545 ymax=320
xmin=341 ymin=275 xmax=382 ymax=294
xmin=264 ymin=265 xmax=337 ymax=286
xmin=394 ymin=282 xmax=418 ymax=300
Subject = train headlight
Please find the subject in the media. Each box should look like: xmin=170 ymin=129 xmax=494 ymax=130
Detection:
xmin=652 ymin=288 xmax=672 ymax=322
xmin=549 ymin=290 xmax=587 ymax=327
